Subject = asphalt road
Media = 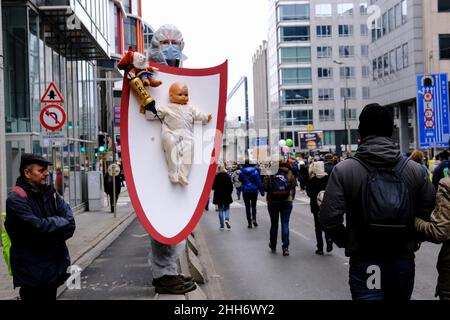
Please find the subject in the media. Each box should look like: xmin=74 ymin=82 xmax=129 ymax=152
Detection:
xmin=199 ymin=192 xmax=441 ymax=300
xmin=58 ymin=192 xmax=441 ymax=300
xmin=59 ymin=219 xmax=155 ymax=300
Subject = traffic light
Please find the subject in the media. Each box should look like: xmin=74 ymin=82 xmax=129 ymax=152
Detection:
xmin=80 ymin=135 xmax=85 ymax=153
xmin=94 ymin=148 xmax=99 ymax=158
xmin=98 ymin=134 xmax=107 ymax=153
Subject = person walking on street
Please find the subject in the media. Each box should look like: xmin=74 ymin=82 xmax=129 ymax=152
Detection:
xmin=104 ymin=167 xmax=122 ymax=213
xmin=5 ymin=154 xmax=76 ymax=301
xmin=319 ymin=103 xmax=436 ymax=300
xmin=231 ymin=165 xmax=242 ymax=200
xmin=432 ymin=149 xmax=450 ymax=189
xmin=264 ymin=160 xmax=297 ymax=256
xmin=415 ymin=176 xmax=450 ymax=300
xmin=298 ymin=161 xmax=309 ymax=193
xmin=409 ymin=150 xmax=430 ymax=178
xmin=240 ymin=160 xmax=265 ymax=228
xmin=212 ymin=165 xmax=234 ymax=230
xmin=323 ymin=153 xmax=335 ymax=176
xmin=306 ymin=161 xmax=332 ymax=255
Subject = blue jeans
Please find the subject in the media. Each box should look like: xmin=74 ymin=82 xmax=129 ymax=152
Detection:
xmin=349 ymin=257 xmax=415 ymax=300
xmin=218 ymin=205 xmax=230 ymax=228
xmin=267 ymin=201 xmax=293 ymax=249
xmin=236 ymin=187 xmax=242 ymax=200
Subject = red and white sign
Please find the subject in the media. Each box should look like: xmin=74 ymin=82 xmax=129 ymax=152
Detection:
xmin=40 ymin=104 xmax=67 ymax=131
xmin=121 ymin=62 xmax=228 ymax=244
xmin=41 ymin=82 xmax=65 ymax=103
xmin=424 ymin=92 xmax=433 ymax=102
xmin=425 ymin=119 xmax=435 ymax=129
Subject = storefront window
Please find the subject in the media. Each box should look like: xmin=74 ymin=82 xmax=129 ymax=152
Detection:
xmin=3 ymin=6 xmax=29 ymax=133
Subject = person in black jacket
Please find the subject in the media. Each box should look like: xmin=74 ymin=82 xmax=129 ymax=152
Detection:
xmin=319 ymin=104 xmax=436 ymax=300
xmin=306 ymin=161 xmax=332 ymax=255
xmin=5 ymin=154 xmax=76 ymax=301
xmin=104 ymin=167 xmax=122 ymax=213
xmin=212 ymin=165 xmax=234 ymax=230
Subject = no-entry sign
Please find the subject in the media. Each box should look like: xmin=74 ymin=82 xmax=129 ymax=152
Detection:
xmin=40 ymin=104 xmax=67 ymax=131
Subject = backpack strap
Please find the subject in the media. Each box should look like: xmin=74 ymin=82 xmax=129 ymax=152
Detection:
xmin=11 ymin=186 xmax=28 ymax=199
xmin=349 ymin=156 xmax=409 ymax=175
xmin=348 ymin=156 xmax=373 ymax=173
xmin=392 ymin=157 xmax=410 ymax=175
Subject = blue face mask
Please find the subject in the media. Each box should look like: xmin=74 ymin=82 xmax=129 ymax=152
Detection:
xmin=161 ymin=45 xmax=181 ymax=61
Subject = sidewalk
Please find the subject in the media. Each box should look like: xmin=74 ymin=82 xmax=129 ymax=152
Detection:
xmin=0 ymin=189 xmax=135 ymax=300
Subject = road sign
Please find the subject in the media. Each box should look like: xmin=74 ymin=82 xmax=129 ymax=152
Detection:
xmin=40 ymin=132 xmax=67 ymax=147
xmin=40 ymin=104 xmax=67 ymax=131
xmin=108 ymin=163 xmax=121 ymax=177
xmin=41 ymin=82 xmax=65 ymax=103
xmin=416 ymin=74 xmax=450 ymax=148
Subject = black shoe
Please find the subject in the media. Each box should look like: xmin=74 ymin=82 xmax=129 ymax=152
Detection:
xmin=315 ymin=249 xmax=324 ymax=255
xmin=269 ymin=243 xmax=276 ymax=253
xmin=282 ymin=248 xmax=289 ymax=256
xmin=253 ymin=220 xmax=258 ymax=227
xmin=326 ymin=242 xmax=333 ymax=253
xmin=248 ymin=224 xmax=253 ymax=229
xmin=153 ymin=275 xmax=196 ymax=294
xmin=225 ymin=220 xmax=231 ymax=229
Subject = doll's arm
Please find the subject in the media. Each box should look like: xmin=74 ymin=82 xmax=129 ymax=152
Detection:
xmin=192 ymin=107 xmax=212 ymax=124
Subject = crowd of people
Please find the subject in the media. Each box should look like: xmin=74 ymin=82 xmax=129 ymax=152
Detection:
xmin=210 ymin=103 xmax=450 ymax=301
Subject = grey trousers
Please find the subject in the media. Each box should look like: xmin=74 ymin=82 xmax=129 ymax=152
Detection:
xmin=149 ymin=237 xmax=186 ymax=279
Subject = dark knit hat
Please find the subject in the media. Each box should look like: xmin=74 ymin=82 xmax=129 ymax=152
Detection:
xmin=358 ymin=103 xmax=393 ymax=139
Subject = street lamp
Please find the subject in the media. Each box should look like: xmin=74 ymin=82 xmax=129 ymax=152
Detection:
xmin=333 ymin=60 xmax=351 ymax=154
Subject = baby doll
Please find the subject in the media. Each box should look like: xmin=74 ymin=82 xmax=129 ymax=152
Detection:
xmin=146 ymin=82 xmax=212 ymax=186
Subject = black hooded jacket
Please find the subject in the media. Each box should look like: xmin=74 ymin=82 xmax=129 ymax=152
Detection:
xmin=319 ymin=136 xmax=436 ymax=259
xmin=5 ymin=177 xmax=76 ymax=288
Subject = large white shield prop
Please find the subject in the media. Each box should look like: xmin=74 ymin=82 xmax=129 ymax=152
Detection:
xmin=120 ymin=62 xmax=227 ymax=244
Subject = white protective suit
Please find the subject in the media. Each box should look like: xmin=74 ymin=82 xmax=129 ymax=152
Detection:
xmin=146 ymin=103 xmax=209 ymax=185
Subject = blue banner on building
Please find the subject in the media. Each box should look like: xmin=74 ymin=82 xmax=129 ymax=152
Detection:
xmin=416 ymin=73 xmax=450 ymax=149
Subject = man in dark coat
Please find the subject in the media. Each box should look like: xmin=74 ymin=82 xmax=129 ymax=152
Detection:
xmin=5 ymin=154 xmax=76 ymax=301
xmin=319 ymin=104 xmax=436 ymax=300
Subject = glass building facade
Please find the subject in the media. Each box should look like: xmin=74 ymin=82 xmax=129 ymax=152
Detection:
xmin=2 ymin=1 xmax=110 ymax=210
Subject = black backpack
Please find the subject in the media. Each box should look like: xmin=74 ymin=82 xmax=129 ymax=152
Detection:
xmin=269 ymin=173 xmax=291 ymax=201
xmin=350 ymin=157 xmax=414 ymax=234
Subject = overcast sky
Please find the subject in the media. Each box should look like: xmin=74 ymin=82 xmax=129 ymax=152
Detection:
xmin=141 ymin=0 xmax=270 ymax=118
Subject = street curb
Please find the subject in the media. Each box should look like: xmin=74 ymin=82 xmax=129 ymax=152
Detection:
xmin=57 ymin=210 xmax=136 ymax=298
xmin=186 ymin=234 xmax=199 ymax=256
xmin=186 ymin=247 xmax=206 ymax=284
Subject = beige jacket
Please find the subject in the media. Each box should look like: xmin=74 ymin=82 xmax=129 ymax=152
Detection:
xmin=415 ymin=177 xmax=450 ymax=298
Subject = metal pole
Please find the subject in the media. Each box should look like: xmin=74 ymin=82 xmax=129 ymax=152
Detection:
xmin=345 ymin=75 xmax=350 ymax=155
xmin=244 ymin=77 xmax=250 ymax=157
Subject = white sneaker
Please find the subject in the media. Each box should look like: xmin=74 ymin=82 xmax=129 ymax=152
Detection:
xmin=219 ymin=227 xmax=225 ymax=231
xmin=225 ymin=220 xmax=231 ymax=229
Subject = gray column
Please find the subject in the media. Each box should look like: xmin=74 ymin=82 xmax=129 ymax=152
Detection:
xmin=399 ymin=103 xmax=410 ymax=153
xmin=0 ymin=0 xmax=7 ymax=241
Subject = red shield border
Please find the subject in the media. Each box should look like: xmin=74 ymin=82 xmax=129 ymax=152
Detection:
xmin=120 ymin=61 xmax=228 ymax=244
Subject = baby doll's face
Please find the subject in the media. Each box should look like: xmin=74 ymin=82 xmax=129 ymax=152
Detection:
xmin=169 ymin=83 xmax=189 ymax=105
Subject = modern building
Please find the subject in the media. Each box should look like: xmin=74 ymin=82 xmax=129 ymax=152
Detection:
xmin=0 ymin=0 xmax=151 ymax=213
xmin=369 ymin=0 xmax=450 ymax=153
xmin=265 ymin=0 xmax=372 ymax=155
